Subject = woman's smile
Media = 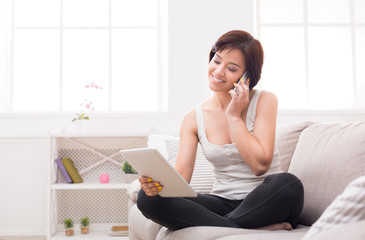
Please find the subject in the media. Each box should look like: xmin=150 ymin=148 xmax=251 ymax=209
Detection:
xmin=212 ymin=75 xmax=225 ymax=83
xmin=208 ymin=49 xmax=246 ymax=93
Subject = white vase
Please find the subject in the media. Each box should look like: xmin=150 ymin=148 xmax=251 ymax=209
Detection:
xmin=70 ymin=120 xmax=89 ymax=133
xmin=124 ymin=173 xmax=139 ymax=183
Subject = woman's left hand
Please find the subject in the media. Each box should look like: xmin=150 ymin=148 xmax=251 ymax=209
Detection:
xmin=226 ymin=78 xmax=250 ymax=118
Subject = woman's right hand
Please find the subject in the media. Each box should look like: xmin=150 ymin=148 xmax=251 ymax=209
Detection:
xmin=139 ymin=176 xmax=163 ymax=197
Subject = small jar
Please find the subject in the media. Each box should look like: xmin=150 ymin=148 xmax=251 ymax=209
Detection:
xmin=81 ymin=226 xmax=89 ymax=234
xmin=65 ymin=228 xmax=74 ymax=236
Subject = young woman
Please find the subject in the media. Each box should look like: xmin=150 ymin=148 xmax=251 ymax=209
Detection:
xmin=137 ymin=30 xmax=304 ymax=231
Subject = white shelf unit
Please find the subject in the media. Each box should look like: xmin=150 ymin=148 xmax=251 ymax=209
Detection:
xmin=48 ymin=133 xmax=148 ymax=240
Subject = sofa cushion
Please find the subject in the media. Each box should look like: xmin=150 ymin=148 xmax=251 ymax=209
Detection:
xmin=216 ymin=229 xmax=308 ymax=240
xmin=276 ymin=121 xmax=314 ymax=172
xmin=302 ymin=175 xmax=365 ymax=240
xmin=148 ymin=134 xmax=178 ymax=158
xmin=156 ymin=226 xmax=272 ymax=240
xmin=288 ymin=121 xmax=365 ymax=225
xmin=127 ymin=178 xmax=141 ymax=204
xmin=156 ymin=225 xmax=309 ymax=240
xmin=310 ymin=219 xmax=365 ymax=240
xmin=128 ymin=204 xmax=163 ymax=240
xmin=165 ymin=137 xmax=215 ymax=194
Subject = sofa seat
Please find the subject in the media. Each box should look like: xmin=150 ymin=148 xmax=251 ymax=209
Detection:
xmin=128 ymin=204 xmax=163 ymax=240
xmin=216 ymin=220 xmax=365 ymax=240
xmin=157 ymin=225 xmax=309 ymax=240
xmin=128 ymin=203 xmax=310 ymax=240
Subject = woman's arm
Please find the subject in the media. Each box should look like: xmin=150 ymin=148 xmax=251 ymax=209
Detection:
xmin=175 ymin=109 xmax=199 ymax=183
xmin=139 ymin=109 xmax=198 ymax=196
xmin=227 ymin=91 xmax=278 ymax=176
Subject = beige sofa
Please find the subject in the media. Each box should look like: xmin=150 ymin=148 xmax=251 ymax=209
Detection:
xmin=127 ymin=121 xmax=365 ymax=240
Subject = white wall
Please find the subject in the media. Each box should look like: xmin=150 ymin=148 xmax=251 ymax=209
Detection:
xmin=0 ymin=2 xmax=256 ymax=234
xmin=168 ymin=0 xmax=255 ymax=121
xmin=0 ymin=0 xmax=256 ymax=137
xmin=0 ymin=0 xmax=363 ymax=139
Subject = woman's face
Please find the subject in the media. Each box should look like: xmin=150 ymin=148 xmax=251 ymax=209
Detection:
xmin=208 ymin=48 xmax=245 ymax=93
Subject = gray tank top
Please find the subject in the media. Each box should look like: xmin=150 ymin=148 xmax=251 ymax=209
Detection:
xmin=195 ymin=90 xmax=281 ymax=200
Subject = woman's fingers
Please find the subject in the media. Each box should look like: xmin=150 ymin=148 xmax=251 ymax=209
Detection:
xmin=233 ymin=79 xmax=248 ymax=98
xmin=139 ymin=176 xmax=163 ymax=196
xmin=139 ymin=176 xmax=153 ymax=183
xmin=246 ymin=78 xmax=250 ymax=88
xmin=240 ymin=77 xmax=249 ymax=92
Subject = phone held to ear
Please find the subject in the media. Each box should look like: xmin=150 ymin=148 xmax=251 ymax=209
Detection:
xmin=234 ymin=71 xmax=248 ymax=96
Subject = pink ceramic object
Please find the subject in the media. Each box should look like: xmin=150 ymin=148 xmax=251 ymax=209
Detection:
xmin=99 ymin=174 xmax=110 ymax=184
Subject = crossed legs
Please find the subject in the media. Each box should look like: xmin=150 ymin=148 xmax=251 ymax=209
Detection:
xmin=137 ymin=172 xmax=304 ymax=230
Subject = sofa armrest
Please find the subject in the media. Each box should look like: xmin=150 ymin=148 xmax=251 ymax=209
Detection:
xmin=310 ymin=220 xmax=365 ymax=240
xmin=127 ymin=179 xmax=141 ymax=205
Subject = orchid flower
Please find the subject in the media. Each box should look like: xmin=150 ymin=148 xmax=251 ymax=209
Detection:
xmin=72 ymin=82 xmax=103 ymax=122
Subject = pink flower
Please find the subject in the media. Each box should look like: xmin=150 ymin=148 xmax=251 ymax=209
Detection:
xmin=73 ymin=82 xmax=103 ymax=121
xmin=85 ymin=81 xmax=104 ymax=90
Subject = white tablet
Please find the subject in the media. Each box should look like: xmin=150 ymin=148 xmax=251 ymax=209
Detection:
xmin=120 ymin=147 xmax=197 ymax=197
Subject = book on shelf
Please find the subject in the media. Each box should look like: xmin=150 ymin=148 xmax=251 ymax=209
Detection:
xmin=61 ymin=158 xmax=83 ymax=183
xmin=55 ymin=157 xmax=73 ymax=183
xmin=108 ymin=225 xmax=128 ymax=236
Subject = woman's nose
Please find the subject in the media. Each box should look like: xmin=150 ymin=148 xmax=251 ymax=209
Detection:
xmin=215 ymin=65 xmax=225 ymax=76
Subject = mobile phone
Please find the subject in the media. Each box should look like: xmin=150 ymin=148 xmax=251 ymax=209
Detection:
xmin=234 ymin=72 xmax=248 ymax=96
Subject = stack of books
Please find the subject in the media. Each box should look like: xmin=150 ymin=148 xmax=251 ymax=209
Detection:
xmin=108 ymin=226 xmax=129 ymax=236
xmin=55 ymin=157 xmax=83 ymax=183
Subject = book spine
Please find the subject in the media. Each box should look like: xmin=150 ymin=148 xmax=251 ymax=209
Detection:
xmin=61 ymin=158 xmax=83 ymax=183
xmin=55 ymin=157 xmax=73 ymax=183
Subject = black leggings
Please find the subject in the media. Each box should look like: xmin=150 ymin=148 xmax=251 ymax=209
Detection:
xmin=137 ymin=172 xmax=304 ymax=230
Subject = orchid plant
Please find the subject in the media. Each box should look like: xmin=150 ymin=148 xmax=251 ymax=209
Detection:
xmin=72 ymin=82 xmax=103 ymax=122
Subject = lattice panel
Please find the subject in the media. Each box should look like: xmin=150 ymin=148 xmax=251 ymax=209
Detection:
xmin=57 ymin=189 xmax=128 ymax=224
xmin=57 ymin=148 xmax=126 ymax=183
xmin=56 ymin=137 xmax=147 ymax=150
xmin=54 ymin=136 xmax=147 ymax=183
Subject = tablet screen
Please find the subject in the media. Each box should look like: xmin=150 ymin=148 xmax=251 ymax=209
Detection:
xmin=120 ymin=147 xmax=197 ymax=197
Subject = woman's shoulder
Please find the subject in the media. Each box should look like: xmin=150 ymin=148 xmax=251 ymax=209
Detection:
xmin=181 ymin=100 xmax=209 ymax=134
xmin=256 ymin=90 xmax=278 ymax=115
xmin=184 ymin=100 xmax=210 ymax=118
xmin=257 ymin=90 xmax=278 ymax=105
xmin=183 ymin=108 xmax=196 ymax=121
xmin=181 ymin=107 xmax=198 ymax=133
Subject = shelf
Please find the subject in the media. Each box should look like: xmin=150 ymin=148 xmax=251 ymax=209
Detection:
xmin=49 ymin=132 xmax=148 ymax=138
xmin=51 ymin=182 xmax=131 ymax=190
xmin=51 ymin=230 xmax=128 ymax=240
xmin=48 ymin=135 xmax=147 ymax=240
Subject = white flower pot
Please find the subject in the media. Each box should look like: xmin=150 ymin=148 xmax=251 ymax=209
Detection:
xmin=124 ymin=173 xmax=139 ymax=183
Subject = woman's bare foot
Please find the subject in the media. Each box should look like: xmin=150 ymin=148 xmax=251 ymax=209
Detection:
xmin=256 ymin=222 xmax=293 ymax=231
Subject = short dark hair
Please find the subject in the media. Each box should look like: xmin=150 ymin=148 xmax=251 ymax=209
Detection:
xmin=209 ymin=30 xmax=264 ymax=90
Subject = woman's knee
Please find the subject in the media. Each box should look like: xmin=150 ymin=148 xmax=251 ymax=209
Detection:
xmin=267 ymin=172 xmax=299 ymax=183
xmin=136 ymin=189 xmax=149 ymax=211
xmin=265 ymin=172 xmax=304 ymax=203
xmin=136 ymin=189 xmax=162 ymax=216
xmin=276 ymin=173 xmax=304 ymax=209
xmin=282 ymin=173 xmax=304 ymax=196
xmin=268 ymin=172 xmax=302 ymax=188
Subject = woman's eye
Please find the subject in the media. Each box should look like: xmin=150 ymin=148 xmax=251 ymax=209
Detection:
xmin=214 ymin=60 xmax=220 ymax=64
xmin=228 ymin=67 xmax=236 ymax=72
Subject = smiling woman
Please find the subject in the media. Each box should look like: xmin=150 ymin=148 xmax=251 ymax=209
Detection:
xmin=137 ymin=30 xmax=304 ymax=231
xmin=208 ymin=30 xmax=264 ymax=91
xmin=208 ymin=50 xmax=246 ymax=93
xmin=1 ymin=0 xmax=168 ymax=113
